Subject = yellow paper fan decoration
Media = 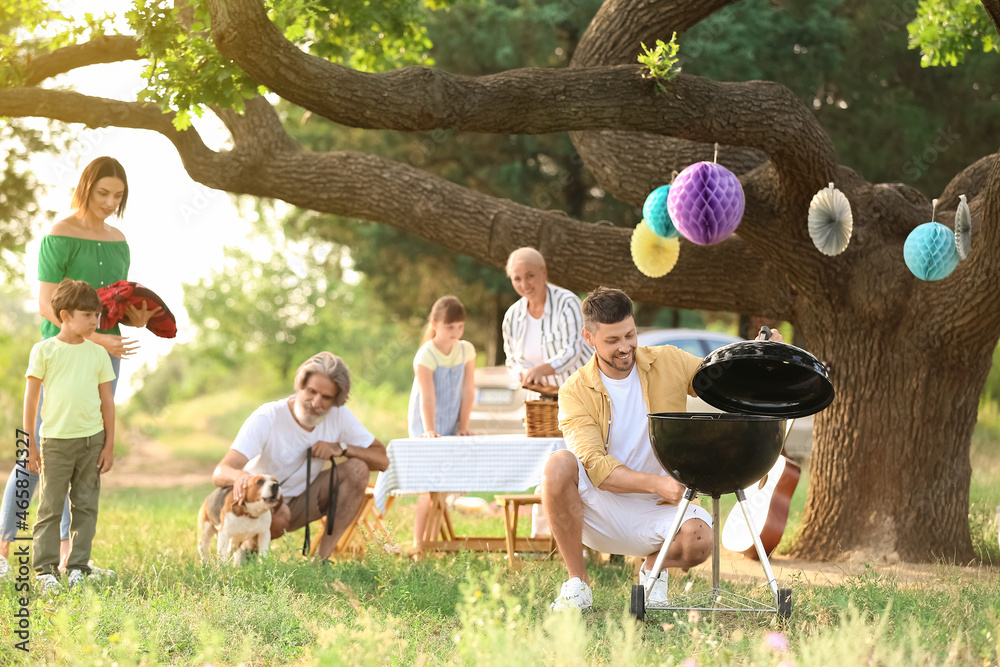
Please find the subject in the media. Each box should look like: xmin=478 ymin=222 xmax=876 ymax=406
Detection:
xmin=631 ymin=220 xmax=681 ymax=278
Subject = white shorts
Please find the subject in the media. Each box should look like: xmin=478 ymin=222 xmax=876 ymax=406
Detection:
xmin=576 ymin=458 xmax=712 ymax=557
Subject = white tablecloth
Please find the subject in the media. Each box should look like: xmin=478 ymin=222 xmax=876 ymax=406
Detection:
xmin=372 ymin=434 xmax=565 ymax=512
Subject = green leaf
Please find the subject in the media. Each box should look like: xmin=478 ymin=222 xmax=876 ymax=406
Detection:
xmin=638 ymin=33 xmax=682 ymax=92
xmin=907 ymin=0 xmax=998 ymax=68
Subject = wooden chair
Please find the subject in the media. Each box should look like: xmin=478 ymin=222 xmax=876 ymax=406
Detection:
xmin=493 ymin=493 xmax=558 ymax=569
xmin=309 ymin=486 xmax=398 ymax=557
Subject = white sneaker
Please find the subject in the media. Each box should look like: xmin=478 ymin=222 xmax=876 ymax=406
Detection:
xmin=0 ymin=555 xmax=10 ymax=580
xmin=550 ymin=577 xmax=593 ymax=611
xmin=36 ymin=573 xmax=62 ymax=594
xmin=88 ymin=562 xmax=116 ymax=579
xmin=639 ymin=568 xmax=670 ymax=606
xmin=67 ymin=569 xmax=86 ymax=588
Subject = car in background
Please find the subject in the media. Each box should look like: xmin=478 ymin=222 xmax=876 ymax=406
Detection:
xmin=470 ymin=328 xmax=814 ymax=458
xmin=636 ymin=328 xmax=741 ymax=356
xmin=468 ymin=365 xmax=529 ymax=436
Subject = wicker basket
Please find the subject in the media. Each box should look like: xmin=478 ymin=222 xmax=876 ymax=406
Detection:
xmin=525 ymin=399 xmax=561 ymax=438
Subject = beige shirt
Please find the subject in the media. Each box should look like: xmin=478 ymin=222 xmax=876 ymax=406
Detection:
xmin=557 ymin=345 xmax=702 ymax=487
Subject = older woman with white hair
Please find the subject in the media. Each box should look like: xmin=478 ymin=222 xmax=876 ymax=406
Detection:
xmin=502 ymin=247 xmax=590 ymax=389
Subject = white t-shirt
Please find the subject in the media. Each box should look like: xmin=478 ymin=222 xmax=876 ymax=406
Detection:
xmin=601 ymin=365 xmax=665 ymax=482
xmin=520 ymin=313 xmax=545 ymax=367
xmin=520 ymin=313 xmax=556 ymax=385
xmin=231 ymin=397 xmax=375 ymax=498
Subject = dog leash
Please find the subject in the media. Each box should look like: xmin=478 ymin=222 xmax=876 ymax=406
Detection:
xmin=301 ymin=448 xmax=340 ymax=557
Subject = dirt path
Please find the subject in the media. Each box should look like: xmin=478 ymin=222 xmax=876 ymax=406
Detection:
xmin=103 ymin=429 xmax=217 ymax=489
xmin=686 ymin=548 xmax=996 ymax=587
xmin=0 ymin=428 xmax=216 ymax=491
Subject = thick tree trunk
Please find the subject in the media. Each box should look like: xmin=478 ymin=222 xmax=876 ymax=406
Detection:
xmin=790 ymin=325 xmax=991 ymax=562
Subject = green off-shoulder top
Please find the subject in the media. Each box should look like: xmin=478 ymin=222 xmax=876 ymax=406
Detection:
xmin=37 ymin=234 xmax=131 ymax=338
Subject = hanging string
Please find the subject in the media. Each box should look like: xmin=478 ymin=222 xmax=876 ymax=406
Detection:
xmin=713 ymin=142 xmax=719 ymax=163
xmin=931 ymin=198 xmax=938 ymax=222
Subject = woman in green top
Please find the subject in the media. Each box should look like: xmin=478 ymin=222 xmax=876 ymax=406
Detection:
xmin=0 ymin=157 xmax=159 ymax=578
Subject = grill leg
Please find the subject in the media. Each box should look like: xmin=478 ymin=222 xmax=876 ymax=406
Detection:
xmin=644 ymin=487 xmax=696 ymax=603
xmin=735 ymin=488 xmax=780 ymax=601
xmin=712 ymin=496 xmax=721 ymax=590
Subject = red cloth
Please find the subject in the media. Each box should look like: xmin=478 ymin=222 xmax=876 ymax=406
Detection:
xmin=96 ymin=280 xmax=177 ymax=338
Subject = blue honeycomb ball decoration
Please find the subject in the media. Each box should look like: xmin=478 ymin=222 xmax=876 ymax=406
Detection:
xmin=642 ymin=185 xmax=680 ymax=239
xmin=903 ymin=222 xmax=960 ymax=281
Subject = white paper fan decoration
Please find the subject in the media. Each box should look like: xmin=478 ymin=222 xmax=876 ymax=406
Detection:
xmin=808 ymin=182 xmax=853 ymax=256
xmin=954 ymin=194 xmax=972 ymax=260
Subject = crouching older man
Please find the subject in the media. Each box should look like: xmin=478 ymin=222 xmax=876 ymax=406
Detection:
xmin=213 ymin=351 xmax=389 ymax=560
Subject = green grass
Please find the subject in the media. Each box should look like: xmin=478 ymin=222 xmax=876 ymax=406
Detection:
xmin=3 ymin=393 xmax=997 ymax=665
xmin=2 ymin=482 xmax=998 ymax=665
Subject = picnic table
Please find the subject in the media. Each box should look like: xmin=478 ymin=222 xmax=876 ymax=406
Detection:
xmin=372 ymin=434 xmax=564 ymax=559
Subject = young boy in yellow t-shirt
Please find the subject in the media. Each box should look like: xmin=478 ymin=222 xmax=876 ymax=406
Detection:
xmin=23 ymin=279 xmax=116 ymax=593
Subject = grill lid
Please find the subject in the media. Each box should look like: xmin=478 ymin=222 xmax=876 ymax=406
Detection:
xmin=692 ymin=338 xmax=834 ymax=419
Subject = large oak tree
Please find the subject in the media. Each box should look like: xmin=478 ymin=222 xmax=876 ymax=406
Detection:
xmin=3 ymin=0 xmax=999 ymax=562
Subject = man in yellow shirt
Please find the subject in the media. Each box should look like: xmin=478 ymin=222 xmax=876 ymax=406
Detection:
xmin=544 ymin=287 xmax=783 ymax=611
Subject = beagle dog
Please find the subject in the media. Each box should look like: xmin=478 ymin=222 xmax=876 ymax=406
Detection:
xmin=198 ymin=474 xmax=283 ymax=565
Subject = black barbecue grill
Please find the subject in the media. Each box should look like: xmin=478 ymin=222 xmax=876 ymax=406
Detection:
xmin=630 ymin=328 xmax=834 ymax=621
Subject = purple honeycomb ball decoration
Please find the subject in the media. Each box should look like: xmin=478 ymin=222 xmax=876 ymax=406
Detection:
xmin=903 ymin=222 xmax=960 ymax=281
xmin=666 ymin=162 xmax=745 ymax=245
xmin=642 ymin=185 xmax=680 ymax=239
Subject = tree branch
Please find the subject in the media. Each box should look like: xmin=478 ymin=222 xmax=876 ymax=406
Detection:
xmin=219 ymin=147 xmax=792 ymax=317
xmin=574 ymin=0 xmax=743 ymax=67
xmin=571 ymin=0 xmax=837 ymax=203
xmin=214 ymin=96 xmax=299 ymax=155
xmin=966 ymin=148 xmax=1000 ymax=283
xmin=0 ymin=83 xmax=788 ymax=318
xmin=203 ymin=0 xmax=835 ymax=183
xmin=982 ymin=0 xmax=1000 ymax=36
xmin=939 ymin=153 xmax=998 ymax=210
xmin=572 ymin=131 xmax=766 ymax=204
xmin=23 ymin=36 xmax=142 ymax=86
xmin=934 ymin=151 xmax=1000 ymax=310
xmin=0 ymin=87 xmax=231 ymax=186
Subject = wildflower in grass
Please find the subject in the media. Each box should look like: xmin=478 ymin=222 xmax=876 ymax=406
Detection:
xmin=764 ymin=631 xmax=789 ymax=653
xmin=109 ymin=633 xmax=121 ymax=644
xmin=687 ymin=610 xmax=701 ymax=624
xmin=681 ymin=658 xmax=697 ymax=667
xmin=684 ymin=580 xmax=693 ymax=593
xmin=661 ymin=623 xmax=675 ymax=631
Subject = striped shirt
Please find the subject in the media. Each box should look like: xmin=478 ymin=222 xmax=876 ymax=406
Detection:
xmin=502 ymin=283 xmax=591 ymax=386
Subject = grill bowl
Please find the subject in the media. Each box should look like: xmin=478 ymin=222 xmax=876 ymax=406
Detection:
xmin=648 ymin=412 xmax=786 ymax=496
